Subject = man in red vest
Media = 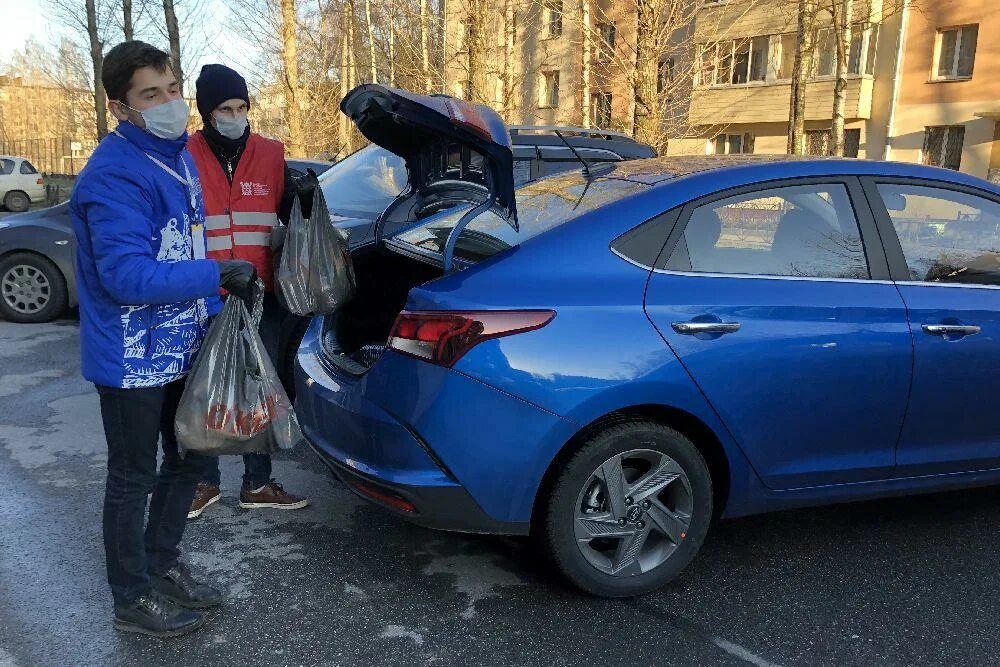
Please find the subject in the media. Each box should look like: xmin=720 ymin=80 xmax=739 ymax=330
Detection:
xmin=187 ymin=64 xmax=309 ymax=518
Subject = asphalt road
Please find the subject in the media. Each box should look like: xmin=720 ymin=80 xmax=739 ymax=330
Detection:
xmin=1 ymin=317 xmax=999 ymax=666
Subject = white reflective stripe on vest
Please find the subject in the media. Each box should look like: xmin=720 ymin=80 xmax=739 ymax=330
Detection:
xmin=205 ymin=215 xmax=230 ymax=231
xmin=231 ymin=212 xmax=278 ymax=228
xmin=233 ymin=231 xmax=270 ymax=246
xmin=206 ymin=236 xmax=233 ymax=252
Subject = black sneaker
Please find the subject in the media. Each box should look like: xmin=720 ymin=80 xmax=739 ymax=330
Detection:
xmin=113 ymin=591 xmax=205 ymax=637
xmin=152 ymin=562 xmax=224 ymax=609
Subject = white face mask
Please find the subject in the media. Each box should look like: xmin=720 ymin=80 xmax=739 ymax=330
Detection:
xmin=213 ymin=112 xmax=249 ymax=140
xmin=122 ymin=98 xmax=190 ymax=140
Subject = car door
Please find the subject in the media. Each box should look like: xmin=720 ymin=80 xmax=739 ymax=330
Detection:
xmin=0 ymin=158 xmax=14 ymax=198
xmin=862 ymin=177 xmax=1000 ymax=476
xmin=644 ymin=177 xmax=913 ymax=490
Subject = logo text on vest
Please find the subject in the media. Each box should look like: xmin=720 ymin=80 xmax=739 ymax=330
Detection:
xmin=240 ymin=181 xmax=271 ymax=197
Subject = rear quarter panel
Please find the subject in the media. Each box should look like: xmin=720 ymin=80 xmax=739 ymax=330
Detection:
xmin=0 ymin=215 xmax=77 ymax=307
xmin=404 ymin=191 xmax=763 ymax=517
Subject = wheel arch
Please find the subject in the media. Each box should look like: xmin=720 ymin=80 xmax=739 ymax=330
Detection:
xmin=0 ymin=248 xmax=71 ymax=308
xmin=530 ymin=403 xmax=732 ymax=532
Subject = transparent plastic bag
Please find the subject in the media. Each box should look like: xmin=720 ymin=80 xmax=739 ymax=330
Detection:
xmin=276 ymin=186 xmax=356 ymax=316
xmin=176 ymin=285 xmax=303 ymax=456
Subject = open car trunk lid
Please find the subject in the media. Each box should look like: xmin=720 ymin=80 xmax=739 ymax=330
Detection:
xmin=340 ymin=85 xmax=518 ymax=248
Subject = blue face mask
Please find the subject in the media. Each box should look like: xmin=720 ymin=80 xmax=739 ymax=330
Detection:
xmin=213 ymin=113 xmax=249 ymax=140
xmin=122 ymin=98 xmax=190 ymax=140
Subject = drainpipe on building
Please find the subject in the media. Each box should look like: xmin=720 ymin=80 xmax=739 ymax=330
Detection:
xmin=882 ymin=0 xmax=910 ymax=161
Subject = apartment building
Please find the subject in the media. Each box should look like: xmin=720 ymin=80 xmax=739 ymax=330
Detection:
xmin=667 ymin=0 xmax=900 ymax=158
xmin=887 ymin=0 xmax=1000 ymax=181
xmin=442 ymin=0 xmax=682 ymax=132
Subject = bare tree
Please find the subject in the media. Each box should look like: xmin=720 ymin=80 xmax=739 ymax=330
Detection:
xmin=162 ymin=0 xmax=184 ymax=85
xmin=280 ymin=0 xmax=304 ymax=156
xmin=123 ymin=0 xmax=134 ymax=40
xmin=420 ymin=0 xmax=432 ymax=92
xmin=787 ymin=0 xmax=816 ymax=154
xmin=364 ymin=0 xmax=378 ymax=82
xmin=579 ymin=0 xmax=592 ymax=127
xmin=829 ymin=0 xmax=851 ymax=155
xmin=85 ymin=0 xmax=109 ymax=138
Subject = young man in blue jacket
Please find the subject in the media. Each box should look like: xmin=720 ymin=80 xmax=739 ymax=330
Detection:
xmin=71 ymin=41 xmax=257 ymax=638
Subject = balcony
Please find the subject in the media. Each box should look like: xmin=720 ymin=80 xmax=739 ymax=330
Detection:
xmin=689 ymin=76 xmax=875 ymax=126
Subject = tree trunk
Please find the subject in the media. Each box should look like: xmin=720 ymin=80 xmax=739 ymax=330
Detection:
xmin=503 ymin=0 xmax=517 ymax=117
xmin=420 ymin=0 xmax=432 ymax=92
xmin=337 ymin=11 xmax=353 ymax=158
xmin=632 ymin=0 xmax=660 ymax=147
xmin=580 ymin=0 xmax=591 ymax=128
xmin=364 ymin=0 xmax=377 ymax=83
xmin=123 ymin=0 xmax=133 ymax=41
xmin=787 ymin=0 xmax=813 ymax=154
xmin=830 ymin=0 xmax=852 ymax=155
xmin=281 ymin=0 xmax=304 ymax=157
xmin=389 ymin=22 xmax=396 ymax=86
xmin=465 ymin=5 xmax=486 ymax=103
xmin=85 ymin=0 xmax=108 ymax=139
xmin=162 ymin=0 xmax=184 ymax=87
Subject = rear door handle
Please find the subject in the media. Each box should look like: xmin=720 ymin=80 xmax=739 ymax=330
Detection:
xmin=922 ymin=324 xmax=981 ymax=337
xmin=671 ymin=321 xmax=741 ymax=335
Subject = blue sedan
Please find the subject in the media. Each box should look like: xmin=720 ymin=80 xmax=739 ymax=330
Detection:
xmin=296 ymin=85 xmax=1000 ymax=597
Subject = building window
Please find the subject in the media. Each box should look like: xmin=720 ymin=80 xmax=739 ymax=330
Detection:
xmin=598 ymin=23 xmax=616 ymax=61
xmin=542 ymin=0 xmax=563 ymax=39
xmin=844 ymin=128 xmax=861 ymax=158
xmin=808 ymin=23 xmax=879 ymax=79
xmin=712 ymin=133 xmax=754 ymax=154
xmin=658 ymin=57 xmax=675 ymax=95
xmin=806 ymin=129 xmax=830 ymax=155
xmin=539 ymin=70 xmax=560 ymax=108
xmin=776 ymin=33 xmax=796 ymax=79
xmin=594 ymin=91 xmax=612 ymax=127
xmin=698 ymin=38 xmax=768 ymax=86
xmin=934 ymin=25 xmax=978 ymax=80
xmin=923 ymin=125 xmax=965 ymax=170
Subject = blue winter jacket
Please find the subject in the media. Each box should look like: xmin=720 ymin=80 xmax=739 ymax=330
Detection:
xmin=71 ymin=121 xmax=222 ymax=389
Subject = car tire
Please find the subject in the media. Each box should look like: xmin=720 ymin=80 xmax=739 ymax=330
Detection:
xmin=542 ymin=421 xmax=713 ymax=597
xmin=4 ymin=191 xmax=30 ymax=213
xmin=0 ymin=252 xmax=68 ymax=323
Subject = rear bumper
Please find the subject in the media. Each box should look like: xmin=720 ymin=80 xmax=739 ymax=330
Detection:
xmin=294 ymin=318 xmax=575 ymax=533
xmin=305 ymin=436 xmax=528 ymax=534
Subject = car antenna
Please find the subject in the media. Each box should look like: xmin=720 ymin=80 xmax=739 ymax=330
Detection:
xmin=553 ymin=129 xmax=591 ymax=178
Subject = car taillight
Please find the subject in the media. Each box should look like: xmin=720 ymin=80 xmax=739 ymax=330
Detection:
xmin=36 ymin=178 xmax=44 ymax=185
xmin=388 ymin=310 xmax=555 ymax=367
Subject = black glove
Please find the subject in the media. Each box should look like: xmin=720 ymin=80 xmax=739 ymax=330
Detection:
xmin=295 ymin=168 xmax=320 ymax=219
xmin=216 ymin=259 xmax=258 ymax=306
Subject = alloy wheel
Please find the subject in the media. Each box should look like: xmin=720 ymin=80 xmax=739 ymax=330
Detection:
xmin=574 ymin=448 xmax=693 ymax=577
xmin=2 ymin=264 xmax=51 ymax=315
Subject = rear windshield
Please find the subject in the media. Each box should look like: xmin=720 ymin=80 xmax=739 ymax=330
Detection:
xmin=393 ymin=172 xmax=647 ymax=262
xmin=319 ymin=145 xmax=407 ymax=218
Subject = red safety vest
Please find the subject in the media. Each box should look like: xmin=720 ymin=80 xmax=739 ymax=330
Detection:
xmin=188 ymin=131 xmax=285 ymax=292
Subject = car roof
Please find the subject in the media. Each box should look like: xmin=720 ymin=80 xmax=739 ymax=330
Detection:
xmin=0 ymin=156 xmax=23 ymax=160
xmin=605 ymin=155 xmax=1000 ymax=191
xmin=508 ymin=126 xmax=656 ymax=158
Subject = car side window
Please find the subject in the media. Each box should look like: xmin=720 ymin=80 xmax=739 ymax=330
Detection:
xmin=0 ymin=159 xmax=13 ymax=176
xmin=665 ymin=183 xmax=870 ymax=279
xmin=876 ymin=183 xmax=1000 ymax=285
xmin=19 ymin=160 xmax=38 ymax=175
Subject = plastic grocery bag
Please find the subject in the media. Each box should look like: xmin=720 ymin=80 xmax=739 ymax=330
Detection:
xmin=175 ymin=286 xmax=303 ymax=456
xmin=276 ymin=186 xmax=356 ymax=316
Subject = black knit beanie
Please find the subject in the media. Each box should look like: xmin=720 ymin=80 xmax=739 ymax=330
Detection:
xmin=195 ymin=64 xmax=250 ymax=124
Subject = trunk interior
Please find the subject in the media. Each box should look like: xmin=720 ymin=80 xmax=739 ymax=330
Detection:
xmin=320 ymin=247 xmax=442 ymax=374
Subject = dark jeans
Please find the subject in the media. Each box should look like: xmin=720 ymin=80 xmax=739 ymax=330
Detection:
xmin=97 ymin=378 xmax=211 ymax=607
xmin=200 ymin=291 xmax=283 ymax=490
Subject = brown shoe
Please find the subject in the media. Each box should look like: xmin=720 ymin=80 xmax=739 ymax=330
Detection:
xmin=239 ymin=480 xmax=309 ymax=510
xmin=187 ymin=483 xmax=221 ymax=519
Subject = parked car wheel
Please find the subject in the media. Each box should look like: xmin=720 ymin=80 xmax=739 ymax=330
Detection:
xmin=0 ymin=252 xmax=68 ymax=323
xmin=542 ymin=421 xmax=713 ymax=597
xmin=4 ymin=191 xmax=30 ymax=213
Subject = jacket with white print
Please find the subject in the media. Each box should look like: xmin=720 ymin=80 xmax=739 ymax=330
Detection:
xmin=70 ymin=120 xmax=222 ymax=389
